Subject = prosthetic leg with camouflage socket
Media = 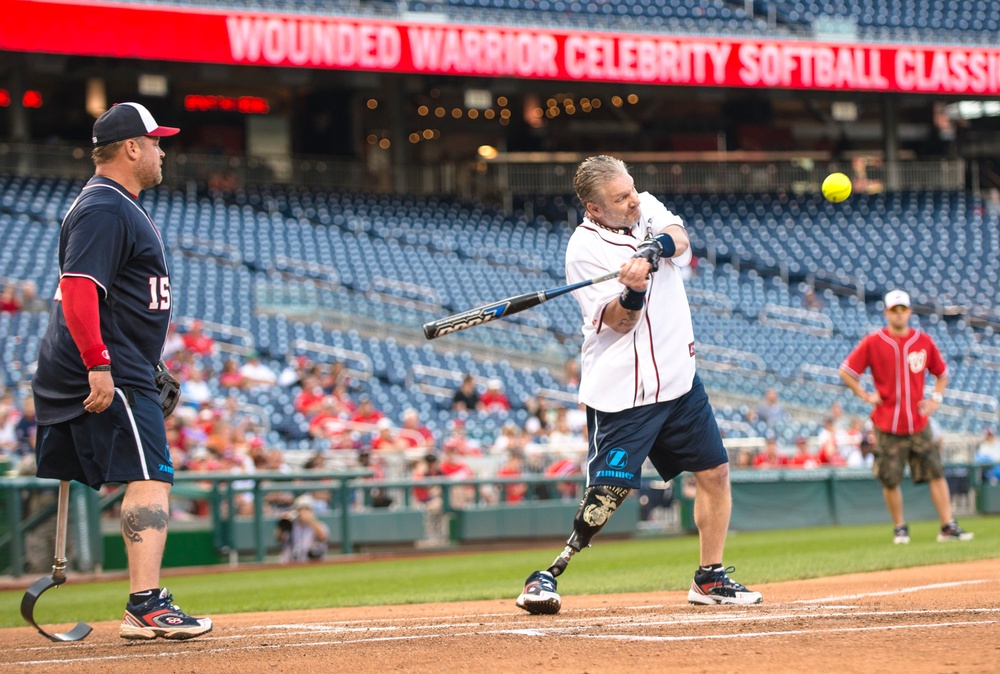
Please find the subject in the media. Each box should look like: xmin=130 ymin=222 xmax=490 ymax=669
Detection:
xmin=516 ymin=485 xmax=631 ymax=614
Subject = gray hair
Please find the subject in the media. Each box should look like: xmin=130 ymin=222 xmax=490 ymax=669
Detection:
xmin=573 ymin=155 xmax=629 ymax=208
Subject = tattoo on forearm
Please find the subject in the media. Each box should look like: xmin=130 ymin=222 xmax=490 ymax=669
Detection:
xmin=616 ymin=309 xmax=641 ymax=330
xmin=121 ymin=504 xmax=168 ymax=543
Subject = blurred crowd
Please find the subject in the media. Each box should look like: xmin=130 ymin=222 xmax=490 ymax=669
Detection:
xmin=3 ymin=319 xmax=998 ymax=531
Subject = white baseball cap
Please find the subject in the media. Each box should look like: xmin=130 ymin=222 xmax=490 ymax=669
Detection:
xmin=884 ymin=289 xmax=910 ymax=309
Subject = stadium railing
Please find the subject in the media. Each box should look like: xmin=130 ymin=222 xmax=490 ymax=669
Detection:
xmin=2 ymin=464 xmax=995 ymax=576
xmin=0 ymin=142 xmax=967 ymax=200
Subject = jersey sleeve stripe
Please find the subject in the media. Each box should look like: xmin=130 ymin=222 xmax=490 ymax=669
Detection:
xmin=60 ymin=273 xmax=108 ymax=299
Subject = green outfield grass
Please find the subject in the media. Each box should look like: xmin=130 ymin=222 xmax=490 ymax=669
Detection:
xmin=3 ymin=516 xmax=998 ymax=629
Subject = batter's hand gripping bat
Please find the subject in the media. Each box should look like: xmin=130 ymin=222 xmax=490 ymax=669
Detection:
xmin=423 ymin=270 xmax=621 ymax=340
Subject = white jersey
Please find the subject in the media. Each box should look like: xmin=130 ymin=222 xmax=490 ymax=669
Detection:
xmin=566 ymin=192 xmax=696 ymax=413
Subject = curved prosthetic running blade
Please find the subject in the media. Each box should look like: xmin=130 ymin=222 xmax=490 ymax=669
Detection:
xmin=21 ymin=575 xmax=93 ymax=642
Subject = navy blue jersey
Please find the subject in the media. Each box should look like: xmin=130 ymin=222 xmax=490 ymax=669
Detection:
xmin=33 ymin=176 xmax=172 ymax=424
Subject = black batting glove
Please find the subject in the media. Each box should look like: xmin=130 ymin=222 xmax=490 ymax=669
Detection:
xmin=632 ymin=238 xmax=663 ymax=272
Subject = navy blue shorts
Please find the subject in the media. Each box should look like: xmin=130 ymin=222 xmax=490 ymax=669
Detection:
xmin=36 ymin=388 xmax=174 ymax=489
xmin=585 ymin=374 xmax=728 ymax=489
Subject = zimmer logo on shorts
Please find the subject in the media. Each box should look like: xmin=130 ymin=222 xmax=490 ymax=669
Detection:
xmin=597 ymin=448 xmax=634 ymax=481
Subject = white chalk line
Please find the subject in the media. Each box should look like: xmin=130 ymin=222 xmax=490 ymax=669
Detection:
xmin=560 ymin=620 xmax=999 ymax=642
xmin=793 ymin=579 xmax=996 ymax=604
xmin=8 ymin=577 xmax=998 ymax=667
xmin=9 ymin=607 xmax=1000 ymax=667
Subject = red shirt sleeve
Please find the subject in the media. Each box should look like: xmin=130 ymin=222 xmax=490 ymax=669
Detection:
xmin=840 ymin=333 xmax=872 ymax=380
xmin=59 ymin=276 xmax=110 ymax=368
xmin=925 ymin=336 xmax=948 ymax=379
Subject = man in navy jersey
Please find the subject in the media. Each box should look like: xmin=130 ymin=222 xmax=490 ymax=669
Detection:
xmin=32 ymin=103 xmax=212 ymax=640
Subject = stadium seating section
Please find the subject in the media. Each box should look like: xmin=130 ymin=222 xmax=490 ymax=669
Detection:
xmin=3 ymin=173 xmax=999 ymax=453
xmin=108 ymin=0 xmax=1000 ymax=43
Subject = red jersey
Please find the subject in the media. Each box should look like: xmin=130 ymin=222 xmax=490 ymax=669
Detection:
xmin=840 ymin=328 xmax=947 ymax=435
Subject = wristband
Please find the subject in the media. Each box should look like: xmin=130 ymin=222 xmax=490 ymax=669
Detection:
xmin=930 ymin=392 xmax=943 ymax=403
xmin=81 ymin=344 xmax=111 ymax=369
xmin=619 ymin=287 xmax=645 ymax=311
xmin=653 ymin=233 xmax=677 ymax=259
xmin=88 ymin=364 xmax=111 ymax=372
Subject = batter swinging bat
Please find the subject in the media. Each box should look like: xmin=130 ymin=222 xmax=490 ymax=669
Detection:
xmin=423 ymin=270 xmax=621 ymax=340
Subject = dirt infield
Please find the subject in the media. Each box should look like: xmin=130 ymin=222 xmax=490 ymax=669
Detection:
xmin=2 ymin=559 xmax=997 ymax=673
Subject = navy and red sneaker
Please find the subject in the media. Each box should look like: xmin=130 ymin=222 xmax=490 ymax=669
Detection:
xmin=120 ymin=588 xmax=213 ymax=640
xmin=688 ymin=566 xmax=763 ymax=606
xmin=516 ymin=570 xmax=562 ymax=615
xmin=937 ymin=520 xmax=974 ymax=542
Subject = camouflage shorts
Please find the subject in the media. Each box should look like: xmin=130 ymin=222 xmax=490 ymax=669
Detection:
xmin=872 ymin=425 xmax=944 ymax=488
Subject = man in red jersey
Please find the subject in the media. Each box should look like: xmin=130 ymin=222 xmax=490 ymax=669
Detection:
xmin=839 ymin=289 xmax=973 ymax=545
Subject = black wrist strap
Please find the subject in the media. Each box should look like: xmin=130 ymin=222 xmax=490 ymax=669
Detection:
xmin=619 ymin=287 xmax=645 ymax=310
xmin=89 ymin=364 xmax=111 ymax=372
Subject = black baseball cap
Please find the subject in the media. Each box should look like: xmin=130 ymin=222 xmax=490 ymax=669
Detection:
xmin=92 ymin=102 xmax=180 ymax=147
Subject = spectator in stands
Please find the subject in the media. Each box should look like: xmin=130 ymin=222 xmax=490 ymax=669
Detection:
xmin=19 ymin=280 xmax=48 ymax=312
xmin=544 ymin=454 xmax=583 ymax=502
xmin=294 ymin=374 xmax=326 ymax=417
xmin=441 ymin=418 xmax=482 ymax=456
xmin=523 ymin=394 xmax=555 ymax=440
xmin=308 ymin=396 xmax=348 ymax=441
xmin=239 ymin=351 xmax=277 ymax=390
xmin=330 ymin=381 xmax=357 ymax=416
xmin=180 ymin=366 xmax=213 ymax=410
xmin=840 ymin=288 xmax=972 ymax=543
xmin=323 ymin=360 xmax=352 ymax=393
xmin=0 ymin=396 xmax=19 ymax=456
xmin=789 ymin=436 xmax=819 ymax=469
xmin=411 ymin=453 xmax=447 ymax=544
xmin=803 ymin=287 xmax=824 ymax=311
xmin=733 ymin=449 xmax=754 ymax=468
xmin=547 ymin=407 xmax=587 ymax=454
xmin=351 ymin=396 xmax=385 ymax=426
xmin=562 ymin=357 xmax=581 ymax=390
xmin=975 ymin=427 xmax=1000 ymax=484
xmin=411 ymin=453 xmax=443 ymax=505
xmin=451 ymin=373 xmax=482 ymax=413
xmin=218 ymin=358 xmax=244 ymax=390
xmin=370 ymin=417 xmax=408 ymax=451
xmin=0 ymin=282 xmax=21 ymax=313
xmin=276 ymin=493 xmax=329 ymax=563
xmin=181 ymin=320 xmax=215 ymax=356
xmin=356 ymin=449 xmax=392 ymax=508
xmin=14 ymin=395 xmax=37 ymax=458
xmin=490 ymin=421 xmax=523 ymax=455
xmin=753 ymin=435 xmax=788 ymax=468
xmin=439 ymin=443 xmax=476 ymax=508
xmin=480 ymin=378 xmax=511 ymax=412
xmin=496 ymin=450 xmax=528 ymax=503
xmin=161 ymin=323 xmax=185 ymax=360
xmin=399 ymin=407 xmax=434 ymax=448
xmin=827 ymin=400 xmax=845 ymax=431
xmin=751 ymin=388 xmax=788 ymax=429
xmin=277 ymin=354 xmax=311 ymax=389
xmin=816 ymin=417 xmax=846 ymax=466
xmin=838 ymin=417 xmax=867 ymax=466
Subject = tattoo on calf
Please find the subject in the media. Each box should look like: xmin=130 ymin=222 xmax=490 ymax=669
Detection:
xmin=121 ymin=504 xmax=168 ymax=543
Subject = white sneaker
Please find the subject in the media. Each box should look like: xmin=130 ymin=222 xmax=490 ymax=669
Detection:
xmin=688 ymin=566 xmax=763 ymax=606
xmin=516 ymin=570 xmax=561 ymax=615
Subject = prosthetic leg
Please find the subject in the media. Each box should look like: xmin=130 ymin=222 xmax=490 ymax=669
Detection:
xmin=516 ymin=485 xmax=630 ymax=615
